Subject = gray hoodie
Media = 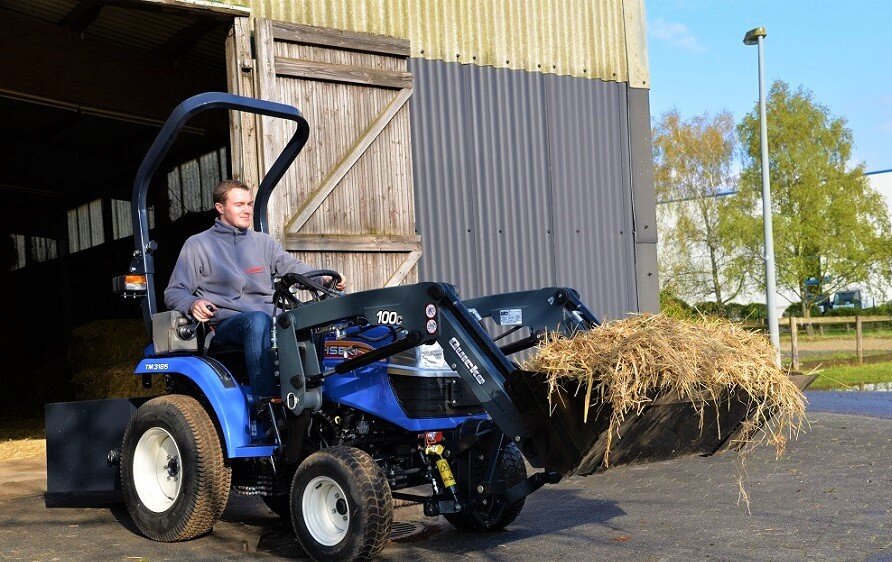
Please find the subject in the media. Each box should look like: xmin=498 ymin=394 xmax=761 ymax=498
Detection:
xmin=164 ymin=219 xmax=314 ymax=323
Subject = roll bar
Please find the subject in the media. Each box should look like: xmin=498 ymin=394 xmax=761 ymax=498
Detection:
xmin=128 ymin=92 xmax=309 ymax=316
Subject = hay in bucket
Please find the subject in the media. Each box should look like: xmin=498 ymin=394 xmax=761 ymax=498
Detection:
xmin=525 ymin=313 xmax=806 ymax=468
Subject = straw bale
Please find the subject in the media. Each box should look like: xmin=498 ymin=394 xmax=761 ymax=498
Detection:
xmin=526 ymin=314 xmax=806 ymax=467
xmin=69 ymin=319 xmax=163 ymax=400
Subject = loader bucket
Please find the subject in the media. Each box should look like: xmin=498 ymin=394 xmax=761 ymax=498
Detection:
xmin=505 ymin=370 xmax=760 ymax=477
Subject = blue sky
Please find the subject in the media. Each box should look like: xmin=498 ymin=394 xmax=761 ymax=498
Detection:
xmin=646 ymin=0 xmax=892 ymax=172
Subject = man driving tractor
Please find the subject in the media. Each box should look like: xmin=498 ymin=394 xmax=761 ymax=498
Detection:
xmin=164 ymin=179 xmax=346 ymax=400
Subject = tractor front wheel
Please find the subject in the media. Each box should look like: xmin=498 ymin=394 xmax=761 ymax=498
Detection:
xmin=444 ymin=442 xmax=528 ymax=532
xmin=290 ymin=446 xmax=393 ymax=561
xmin=120 ymin=394 xmax=231 ymax=541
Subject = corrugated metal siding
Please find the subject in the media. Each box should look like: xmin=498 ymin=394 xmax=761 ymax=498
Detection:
xmin=544 ymin=73 xmax=638 ymax=316
xmin=410 ymin=59 xmax=638 ymax=318
xmin=223 ymin=0 xmax=645 ymax=84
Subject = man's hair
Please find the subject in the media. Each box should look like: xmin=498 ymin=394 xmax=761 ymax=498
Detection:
xmin=213 ymin=179 xmax=250 ymax=205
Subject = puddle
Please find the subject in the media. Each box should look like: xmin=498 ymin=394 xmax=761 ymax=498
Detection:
xmin=843 ymin=382 xmax=892 ymax=391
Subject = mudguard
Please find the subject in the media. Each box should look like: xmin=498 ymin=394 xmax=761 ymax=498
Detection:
xmin=134 ymin=356 xmax=276 ymax=458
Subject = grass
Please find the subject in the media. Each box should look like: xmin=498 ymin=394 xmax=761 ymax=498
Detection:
xmin=808 ymin=361 xmax=892 ymax=390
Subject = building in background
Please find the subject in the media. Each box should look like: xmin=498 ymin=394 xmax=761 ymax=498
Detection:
xmin=0 ymin=0 xmax=656 ymax=402
xmin=866 ymin=169 xmax=892 ymax=304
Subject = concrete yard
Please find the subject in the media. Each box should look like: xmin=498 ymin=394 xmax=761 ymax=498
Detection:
xmin=1 ymin=402 xmax=890 ymax=560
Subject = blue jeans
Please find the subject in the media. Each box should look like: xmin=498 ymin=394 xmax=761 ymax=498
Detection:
xmin=212 ymin=311 xmax=276 ymax=399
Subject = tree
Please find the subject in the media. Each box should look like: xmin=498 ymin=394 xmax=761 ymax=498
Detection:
xmin=736 ymin=81 xmax=892 ymax=321
xmin=653 ymin=110 xmax=756 ymax=314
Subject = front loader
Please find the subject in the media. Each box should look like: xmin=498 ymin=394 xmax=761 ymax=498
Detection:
xmin=46 ymin=93 xmax=761 ymax=561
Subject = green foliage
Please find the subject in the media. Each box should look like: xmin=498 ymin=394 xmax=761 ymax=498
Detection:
xmin=726 ymin=302 xmax=768 ymax=321
xmin=659 ymin=288 xmax=695 ymax=319
xmin=691 ymin=301 xmax=767 ymax=321
xmin=782 ymin=301 xmax=822 ymax=318
xmin=735 ymin=81 xmax=892 ymax=316
xmin=783 ymin=300 xmax=892 ymax=318
xmin=653 ymin=110 xmax=756 ymax=309
xmin=822 ymin=302 xmax=892 ymax=317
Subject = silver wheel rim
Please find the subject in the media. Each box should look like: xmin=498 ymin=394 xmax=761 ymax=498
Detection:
xmin=302 ymin=476 xmax=350 ymax=546
xmin=133 ymin=427 xmax=183 ymax=513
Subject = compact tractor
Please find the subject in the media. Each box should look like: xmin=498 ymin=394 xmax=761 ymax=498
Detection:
xmin=46 ymin=94 xmax=758 ymax=560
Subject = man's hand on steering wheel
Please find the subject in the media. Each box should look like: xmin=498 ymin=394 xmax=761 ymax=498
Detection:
xmin=325 ymin=276 xmax=347 ymax=291
xmin=277 ymin=269 xmax=345 ymax=305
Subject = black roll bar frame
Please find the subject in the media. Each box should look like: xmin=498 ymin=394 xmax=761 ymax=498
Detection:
xmin=128 ymin=92 xmax=309 ymax=316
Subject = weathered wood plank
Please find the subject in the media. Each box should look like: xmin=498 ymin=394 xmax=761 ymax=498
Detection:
xmin=225 ymin=17 xmax=260 ymax=190
xmin=254 ymin=18 xmax=281 ymax=213
xmin=856 ymin=316 xmax=863 ymax=363
xmin=274 ymin=57 xmax=412 ymax=89
xmin=271 ymin=21 xmax=410 ymax=57
xmin=385 ymin=249 xmax=422 ymax=287
xmin=284 ymin=87 xmax=413 ymax=234
xmin=284 ymin=234 xmax=421 ymax=253
xmin=747 ymin=314 xmax=892 ymax=328
xmin=794 ymin=314 xmax=892 ymax=325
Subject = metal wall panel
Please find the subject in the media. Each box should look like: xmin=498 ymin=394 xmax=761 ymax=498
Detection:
xmin=410 ymin=59 xmax=640 ymax=318
xmin=544 ymin=73 xmax=638 ymax=318
xmin=222 ymin=0 xmax=647 ymax=84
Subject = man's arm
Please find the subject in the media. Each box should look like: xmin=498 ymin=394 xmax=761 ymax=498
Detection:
xmin=164 ymin=238 xmax=204 ymax=316
xmin=270 ymin=239 xmax=315 ymax=276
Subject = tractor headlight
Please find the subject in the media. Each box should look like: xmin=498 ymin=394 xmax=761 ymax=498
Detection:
xmin=419 ymin=342 xmax=450 ymax=370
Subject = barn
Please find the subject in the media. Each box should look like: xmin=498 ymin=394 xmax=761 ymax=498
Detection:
xmin=0 ymin=0 xmax=656 ymax=404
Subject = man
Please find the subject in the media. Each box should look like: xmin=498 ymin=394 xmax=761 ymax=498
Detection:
xmin=165 ymin=179 xmax=345 ymax=400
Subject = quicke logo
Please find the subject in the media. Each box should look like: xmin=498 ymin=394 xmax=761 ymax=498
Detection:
xmin=448 ymin=337 xmax=485 ymax=385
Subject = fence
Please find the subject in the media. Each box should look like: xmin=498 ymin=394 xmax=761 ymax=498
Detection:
xmin=742 ymin=315 xmax=892 ymax=370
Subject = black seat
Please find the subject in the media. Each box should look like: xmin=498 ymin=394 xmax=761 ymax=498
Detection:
xmin=205 ymin=338 xmax=250 ymax=386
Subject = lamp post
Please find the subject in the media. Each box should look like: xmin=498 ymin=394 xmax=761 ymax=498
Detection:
xmin=743 ymin=27 xmax=781 ymax=366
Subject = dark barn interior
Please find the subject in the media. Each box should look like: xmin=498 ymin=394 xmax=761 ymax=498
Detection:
xmin=0 ymin=0 xmax=239 ymax=407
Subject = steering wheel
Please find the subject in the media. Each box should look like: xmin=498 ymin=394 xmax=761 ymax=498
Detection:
xmin=301 ymin=269 xmax=342 ymax=291
xmin=275 ymin=269 xmax=343 ymax=308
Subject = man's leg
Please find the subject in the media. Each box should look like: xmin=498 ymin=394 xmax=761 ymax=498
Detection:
xmin=212 ymin=311 xmax=277 ymax=399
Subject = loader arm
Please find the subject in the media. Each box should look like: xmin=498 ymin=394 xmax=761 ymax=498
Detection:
xmin=274 ymin=282 xmax=599 ymax=474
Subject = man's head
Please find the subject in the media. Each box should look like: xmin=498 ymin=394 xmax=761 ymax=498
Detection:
xmin=213 ymin=179 xmax=253 ymax=229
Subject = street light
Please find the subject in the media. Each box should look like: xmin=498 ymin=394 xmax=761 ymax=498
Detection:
xmin=743 ymin=26 xmax=781 ymax=366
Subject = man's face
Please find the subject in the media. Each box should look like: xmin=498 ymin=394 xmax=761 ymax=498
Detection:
xmin=216 ymin=187 xmax=253 ymax=229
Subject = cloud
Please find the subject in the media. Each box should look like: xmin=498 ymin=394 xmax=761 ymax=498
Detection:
xmin=649 ymin=17 xmax=707 ymax=53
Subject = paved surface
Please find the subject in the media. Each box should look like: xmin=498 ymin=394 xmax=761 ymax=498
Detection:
xmin=806 ymin=390 xmax=892 ymax=419
xmin=1 ymin=410 xmax=891 ymax=560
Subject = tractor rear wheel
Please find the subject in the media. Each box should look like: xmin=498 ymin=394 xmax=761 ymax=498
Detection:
xmin=444 ymin=442 xmax=528 ymax=532
xmin=290 ymin=446 xmax=393 ymax=561
xmin=120 ymin=394 xmax=231 ymax=541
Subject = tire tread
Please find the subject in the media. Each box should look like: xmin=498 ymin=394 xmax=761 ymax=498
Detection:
xmin=121 ymin=394 xmax=231 ymax=542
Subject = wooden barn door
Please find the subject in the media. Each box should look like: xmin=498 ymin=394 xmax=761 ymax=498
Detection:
xmin=232 ymin=19 xmax=419 ymax=291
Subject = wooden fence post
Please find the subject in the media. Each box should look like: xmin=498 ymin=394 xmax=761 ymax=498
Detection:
xmin=856 ymin=315 xmax=863 ymax=364
xmin=790 ymin=317 xmax=799 ymax=371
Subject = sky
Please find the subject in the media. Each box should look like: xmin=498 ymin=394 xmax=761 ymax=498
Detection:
xmin=645 ymin=0 xmax=892 ymax=173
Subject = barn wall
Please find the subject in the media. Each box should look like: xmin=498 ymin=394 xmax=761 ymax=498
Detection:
xmin=223 ymin=0 xmax=650 ymax=85
xmin=409 ymin=59 xmax=643 ymax=319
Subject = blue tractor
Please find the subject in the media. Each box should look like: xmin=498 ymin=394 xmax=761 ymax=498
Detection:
xmin=46 ymin=93 xmax=758 ymax=561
